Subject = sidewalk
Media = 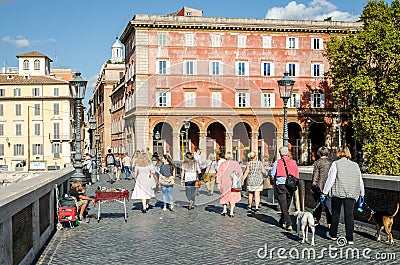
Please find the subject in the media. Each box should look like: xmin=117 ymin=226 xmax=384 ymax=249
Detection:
xmin=36 ymin=174 xmax=399 ymax=264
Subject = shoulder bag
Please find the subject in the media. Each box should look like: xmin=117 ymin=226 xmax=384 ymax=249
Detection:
xmin=282 ymin=158 xmax=299 ymax=192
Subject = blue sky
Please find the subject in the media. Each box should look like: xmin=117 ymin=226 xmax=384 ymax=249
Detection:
xmin=0 ymin=0 xmax=380 ymax=100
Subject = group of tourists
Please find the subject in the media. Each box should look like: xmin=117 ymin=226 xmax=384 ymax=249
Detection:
xmin=91 ymin=144 xmax=364 ymax=244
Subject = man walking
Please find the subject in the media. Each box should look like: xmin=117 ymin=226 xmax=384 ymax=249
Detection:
xmin=104 ymin=149 xmax=116 ymax=183
xmin=122 ymin=153 xmax=132 ymax=180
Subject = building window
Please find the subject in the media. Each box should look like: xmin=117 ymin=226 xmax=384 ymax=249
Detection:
xmin=0 ymin=124 xmax=4 ymax=136
xmin=210 ymin=61 xmax=222 ymax=75
xmin=34 ymin=59 xmax=40 ymax=70
xmin=184 ymin=92 xmax=196 ymax=107
xmin=14 ymin=144 xmax=24 ymax=156
xmin=262 ymin=35 xmax=272 ymax=48
xmin=15 ymin=104 xmax=22 ymax=116
xmin=261 ymin=93 xmax=275 ymax=108
xmin=287 ymin=37 xmax=298 ymax=49
xmin=312 ymin=64 xmax=324 ymax=77
xmin=311 ymin=38 xmax=323 ymax=50
xmin=53 ymin=103 xmax=60 ymax=115
xmin=0 ymin=144 xmax=4 ymax=156
xmin=32 ymin=87 xmax=40 ymax=96
xmin=211 ymin=92 xmax=222 ymax=107
xmin=158 ymin=33 xmax=167 ymax=46
xmin=184 ymin=60 xmax=196 ymax=75
xmin=34 ymin=123 xmax=41 ymax=136
xmin=14 ymin=88 xmax=21 ymax=97
xmin=211 ymin=34 xmax=221 ymax=47
xmin=0 ymin=89 xmax=5 ymax=97
xmin=156 ymin=92 xmax=171 ymax=107
xmin=53 ymin=123 xmax=60 ymax=140
xmin=157 ymin=60 xmax=170 ymax=75
xmin=23 ymin=60 xmax=29 ymax=70
xmin=185 ymin=33 xmax=194 ymax=46
xmin=0 ymin=104 xmax=3 ymax=116
xmin=236 ymin=62 xmax=248 ymax=76
xmin=53 ymin=87 xmax=59 ymax=96
xmin=235 ymin=92 xmax=250 ymax=108
xmin=32 ymin=144 xmax=43 ymax=156
xmin=289 ymin=94 xmax=300 ymax=108
xmin=34 ymin=104 xmax=41 ymax=116
xmin=287 ymin=63 xmax=298 ymax=77
xmin=238 ymin=35 xmax=246 ymax=48
xmin=311 ymin=93 xmax=325 ymax=108
xmin=15 ymin=123 xmax=22 ymax=136
xmin=261 ymin=62 xmax=274 ymax=77
xmin=52 ymin=143 xmax=62 ymax=158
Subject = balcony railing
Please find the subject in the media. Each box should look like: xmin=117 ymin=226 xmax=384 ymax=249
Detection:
xmin=48 ymin=133 xmax=72 ymax=142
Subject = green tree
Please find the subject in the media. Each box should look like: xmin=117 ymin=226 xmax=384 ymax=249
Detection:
xmin=326 ymin=0 xmax=400 ymax=175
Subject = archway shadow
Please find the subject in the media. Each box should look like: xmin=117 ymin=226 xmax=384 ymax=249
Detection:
xmin=204 ymin=204 xmax=223 ymax=214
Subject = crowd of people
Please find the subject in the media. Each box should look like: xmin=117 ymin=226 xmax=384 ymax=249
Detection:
xmin=72 ymin=145 xmax=364 ymax=244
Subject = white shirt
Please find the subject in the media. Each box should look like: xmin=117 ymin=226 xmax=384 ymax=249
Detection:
xmin=194 ymin=152 xmax=203 ymax=169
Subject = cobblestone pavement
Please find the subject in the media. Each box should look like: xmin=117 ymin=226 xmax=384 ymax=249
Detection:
xmin=36 ymin=174 xmax=399 ymax=265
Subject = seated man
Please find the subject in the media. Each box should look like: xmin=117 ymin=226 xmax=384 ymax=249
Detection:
xmin=68 ymin=180 xmax=95 ymax=221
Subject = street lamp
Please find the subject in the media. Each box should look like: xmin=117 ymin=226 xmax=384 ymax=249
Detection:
xmin=154 ymin=131 xmax=160 ymax=154
xmin=180 ymin=131 xmax=185 ymax=160
xmin=94 ymin=132 xmax=100 ymax=182
xmin=88 ymin=116 xmax=97 ymax=183
xmin=69 ymin=72 xmax=88 ymax=185
xmin=184 ymin=118 xmax=190 ymax=153
xmin=277 ymin=72 xmax=295 ymax=147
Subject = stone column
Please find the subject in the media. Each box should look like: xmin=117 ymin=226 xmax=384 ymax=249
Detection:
xmin=250 ymin=131 xmax=259 ymax=155
xmin=199 ymin=131 xmax=207 ymax=162
xmin=172 ymin=132 xmax=181 ymax=161
xmin=225 ymin=132 xmax=233 ymax=154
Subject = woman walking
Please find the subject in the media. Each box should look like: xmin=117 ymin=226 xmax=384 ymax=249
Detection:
xmin=323 ymin=146 xmax=365 ymax=245
xmin=242 ymin=151 xmax=266 ymax=213
xmin=203 ymin=153 xmax=218 ymax=196
xmin=159 ymin=154 xmax=175 ymax=211
xmin=217 ymin=152 xmax=243 ymax=217
xmin=180 ymin=152 xmax=201 ymax=210
xmin=131 ymin=152 xmax=158 ymax=213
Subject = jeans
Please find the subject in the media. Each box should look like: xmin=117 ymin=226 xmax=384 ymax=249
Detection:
xmin=276 ymin=184 xmax=294 ymax=226
xmin=311 ymin=185 xmax=332 ymax=224
xmin=330 ymin=197 xmax=356 ymax=241
xmin=124 ymin=166 xmax=131 ymax=179
xmin=161 ymin=185 xmax=174 ymax=207
xmin=185 ymin=181 xmax=196 ymax=203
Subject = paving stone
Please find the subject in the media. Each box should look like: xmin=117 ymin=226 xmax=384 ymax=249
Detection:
xmin=36 ymin=175 xmax=400 ymax=264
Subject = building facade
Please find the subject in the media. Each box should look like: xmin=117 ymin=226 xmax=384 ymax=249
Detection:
xmin=118 ymin=7 xmax=362 ymax=163
xmin=92 ymin=38 xmax=125 ymax=159
xmin=0 ymin=52 xmax=74 ymax=171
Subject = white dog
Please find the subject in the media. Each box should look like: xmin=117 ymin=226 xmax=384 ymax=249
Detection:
xmin=295 ymin=211 xmax=316 ymax=246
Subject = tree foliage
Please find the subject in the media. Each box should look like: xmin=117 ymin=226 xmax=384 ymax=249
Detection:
xmin=326 ymin=0 xmax=400 ymax=175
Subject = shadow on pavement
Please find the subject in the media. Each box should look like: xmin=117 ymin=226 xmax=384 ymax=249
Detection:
xmin=204 ymin=204 xmax=223 ymax=214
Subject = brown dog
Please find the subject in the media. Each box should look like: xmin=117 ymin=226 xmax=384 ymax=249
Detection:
xmin=368 ymin=203 xmax=399 ymax=245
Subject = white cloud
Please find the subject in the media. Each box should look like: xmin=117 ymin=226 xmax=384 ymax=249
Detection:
xmin=2 ymin=35 xmax=31 ymax=48
xmin=265 ymin=0 xmax=359 ymax=21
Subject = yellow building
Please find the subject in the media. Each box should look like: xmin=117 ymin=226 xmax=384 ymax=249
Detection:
xmin=0 ymin=52 xmax=73 ymax=171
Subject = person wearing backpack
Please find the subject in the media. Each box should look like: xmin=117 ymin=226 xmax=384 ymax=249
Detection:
xmin=104 ymin=149 xmax=116 ymax=183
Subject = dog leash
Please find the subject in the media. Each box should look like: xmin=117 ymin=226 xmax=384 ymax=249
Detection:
xmin=309 ymin=202 xmax=321 ymax=213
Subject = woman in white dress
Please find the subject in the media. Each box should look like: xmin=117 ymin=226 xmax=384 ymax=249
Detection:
xmin=131 ymin=152 xmax=158 ymax=213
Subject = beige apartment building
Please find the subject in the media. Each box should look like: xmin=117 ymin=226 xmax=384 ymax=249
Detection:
xmin=0 ymin=52 xmax=73 ymax=171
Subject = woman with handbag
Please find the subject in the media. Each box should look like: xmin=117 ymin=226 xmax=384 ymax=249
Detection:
xmin=131 ymin=152 xmax=158 ymax=213
xmin=159 ymin=154 xmax=175 ymax=211
xmin=217 ymin=152 xmax=243 ymax=217
xmin=242 ymin=151 xmax=266 ymax=214
xmin=203 ymin=153 xmax=218 ymax=196
xmin=180 ymin=152 xmax=201 ymax=210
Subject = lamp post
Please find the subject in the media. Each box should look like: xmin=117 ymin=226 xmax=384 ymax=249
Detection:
xmin=69 ymin=72 xmax=88 ymax=184
xmin=89 ymin=116 xmax=97 ymax=183
xmin=277 ymin=72 xmax=295 ymax=147
xmin=95 ymin=132 xmax=100 ymax=182
xmin=184 ymin=118 xmax=190 ymax=153
xmin=154 ymin=131 xmax=160 ymax=154
xmin=180 ymin=131 xmax=185 ymax=160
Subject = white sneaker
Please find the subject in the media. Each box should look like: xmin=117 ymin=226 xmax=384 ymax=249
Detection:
xmin=162 ymin=207 xmax=167 ymax=211
xmin=326 ymin=231 xmax=337 ymax=240
xmin=169 ymin=204 xmax=174 ymax=211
